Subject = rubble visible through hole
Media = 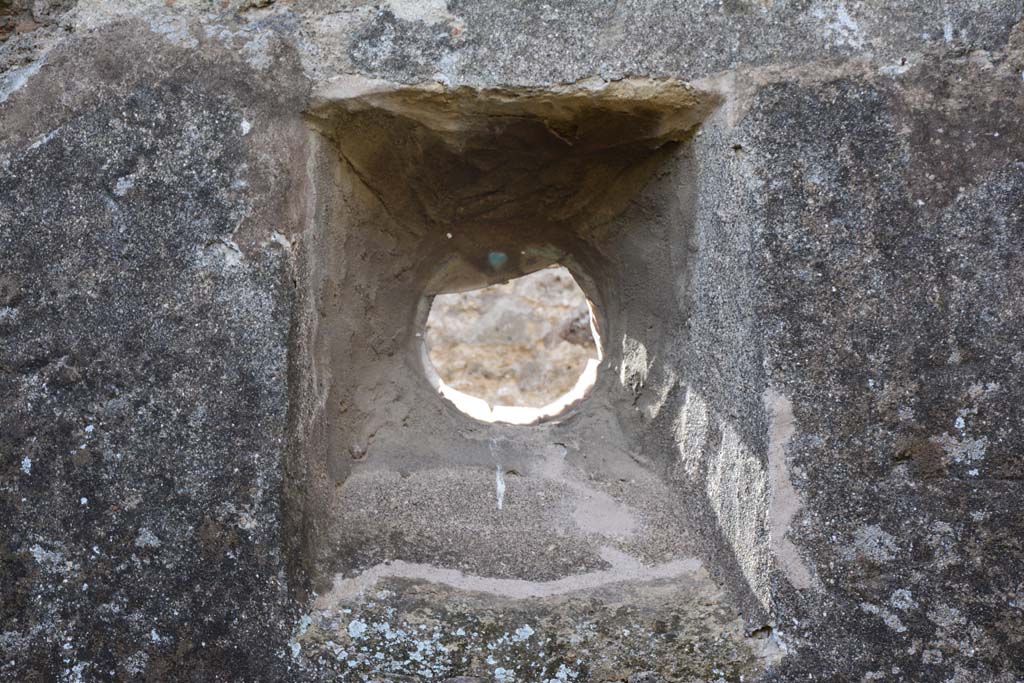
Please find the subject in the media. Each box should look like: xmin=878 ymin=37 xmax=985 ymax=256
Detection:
xmin=425 ymin=266 xmax=600 ymax=411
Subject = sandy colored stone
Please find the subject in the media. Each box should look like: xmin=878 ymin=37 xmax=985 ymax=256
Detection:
xmin=426 ymin=267 xmax=597 ymax=408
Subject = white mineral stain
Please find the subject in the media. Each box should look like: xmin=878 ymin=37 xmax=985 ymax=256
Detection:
xmin=619 ymin=335 xmax=648 ymax=391
xmin=765 ymin=388 xmax=815 ymax=590
xmin=513 ymin=624 xmax=534 ymax=641
xmin=0 ymin=59 xmax=44 ymax=105
xmin=200 ymin=239 xmax=244 ymax=268
xmin=834 ymin=3 xmax=862 ymax=38
xmin=30 ymin=544 xmax=62 ymax=566
xmin=27 ymin=129 xmax=60 ymax=151
xmin=817 ymin=1 xmax=865 ymax=48
xmin=879 ymin=59 xmax=914 ymax=77
xmin=930 ymin=432 xmax=987 ymax=463
xmin=114 ymin=177 xmax=134 ymax=196
xmin=241 ymin=118 xmax=252 ymax=135
xmin=550 ymin=663 xmax=575 ymax=681
xmin=347 ymin=619 xmax=368 ymax=639
xmin=327 ymin=641 xmax=347 ymax=660
xmin=148 ymin=14 xmax=198 ymax=49
xmin=890 ymin=588 xmax=917 ymax=611
xmin=241 ymin=32 xmax=273 ymax=69
xmin=860 ymin=602 xmax=908 ymax=633
xmin=316 ymin=547 xmax=701 ymax=605
xmin=495 ymin=465 xmax=506 ymax=510
xmin=21 ymin=456 xmax=31 ymax=475
xmin=134 ymin=528 xmax=161 ymax=548
xmin=271 ymin=231 xmax=291 ymax=250
xmin=385 ymin=0 xmax=457 ymax=25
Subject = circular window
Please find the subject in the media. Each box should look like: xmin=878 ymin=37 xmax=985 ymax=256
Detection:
xmin=423 ymin=266 xmax=602 ymax=424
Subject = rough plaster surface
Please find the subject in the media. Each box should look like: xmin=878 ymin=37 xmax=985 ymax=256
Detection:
xmin=2 ymin=1 xmax=1024 ymax=681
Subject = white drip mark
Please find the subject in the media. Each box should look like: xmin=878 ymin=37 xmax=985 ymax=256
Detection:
xmin=315 ymin=547 xmax=703 ymax=605
xmin=495 ymin=465 xmax=506 ymax=510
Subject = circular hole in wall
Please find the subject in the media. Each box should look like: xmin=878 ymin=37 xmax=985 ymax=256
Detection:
xmin=424 ymin=266 xmax=602 ymax=425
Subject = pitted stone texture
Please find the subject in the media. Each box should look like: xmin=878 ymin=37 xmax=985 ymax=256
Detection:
xmin=0 ymin=26 xmax=308 ymax=681
xmin=735 ymin=61 xmax=1024 ymax=680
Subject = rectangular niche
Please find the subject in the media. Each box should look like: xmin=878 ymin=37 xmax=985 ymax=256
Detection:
xmin=282 ymin=76 xmax=782 ymax=680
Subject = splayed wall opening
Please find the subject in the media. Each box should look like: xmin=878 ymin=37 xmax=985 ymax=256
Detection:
xmin=287 ymin=76 xmax=782 ymax=679
xmin=423 ymin=265 xmax=602 ymax=425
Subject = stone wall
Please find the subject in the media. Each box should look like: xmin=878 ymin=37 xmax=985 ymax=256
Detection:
xmin=2 ymin=2 xmax=1023 ymax=682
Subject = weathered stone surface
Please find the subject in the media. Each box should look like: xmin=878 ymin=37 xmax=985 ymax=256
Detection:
xmin=1 ymin=22 xmax=309 ymax=681
xmin=743 ymin=64 xmax=1024 ymax=680
xmin=2 ymin=1 xmax=1023 ymax=682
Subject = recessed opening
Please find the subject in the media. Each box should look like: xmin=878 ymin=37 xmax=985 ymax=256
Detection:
xmin=292 ymin=77 xmax=775 ymax=681
xmin=423 ymin=266 xmax=602 ymax=425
